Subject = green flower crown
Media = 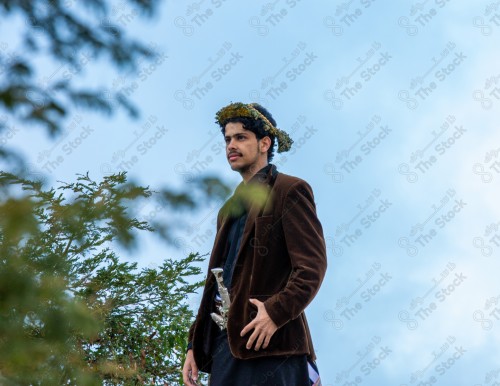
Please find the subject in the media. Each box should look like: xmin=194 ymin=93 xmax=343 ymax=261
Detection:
xmin=215 ymin=102 xmax=293 ymax=153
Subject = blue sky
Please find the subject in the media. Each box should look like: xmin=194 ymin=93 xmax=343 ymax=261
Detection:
xmin=2 ymin=1 xmax=500 ymax=384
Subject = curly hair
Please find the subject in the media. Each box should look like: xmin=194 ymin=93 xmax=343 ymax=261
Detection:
xmin=219 ymin=103 xmax=277 ymax=162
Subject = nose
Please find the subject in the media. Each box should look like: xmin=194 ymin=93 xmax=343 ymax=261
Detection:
xmin=227 ymin=138 xmax=237 ymax=151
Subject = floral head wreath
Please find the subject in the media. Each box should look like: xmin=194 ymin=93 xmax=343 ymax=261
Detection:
xmin=215 ymin=102 xmax=293 ymax=153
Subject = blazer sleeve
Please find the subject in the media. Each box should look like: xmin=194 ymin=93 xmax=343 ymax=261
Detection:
xmin=187 ymin=209 xmax=224 ymax=345
xmin=263 ymin=179 xmax=327 ymax=329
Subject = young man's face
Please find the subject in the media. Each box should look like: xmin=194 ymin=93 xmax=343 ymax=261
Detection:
xmin=224 ymin=122 xmax=269 ymax=177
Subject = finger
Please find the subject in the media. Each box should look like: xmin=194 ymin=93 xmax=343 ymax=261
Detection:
xmin=246 ymin=329 xmax=259 ymax=349
xmin=182 ymin=369 xmax=194 ymax=386
xmin=182 ymin=356 xmax=198 ymax=386
xmin=249 ymin=298 xmax=262 ymax=306
xmin=183 ymin=374 xmax=194 ymax=386
xmin=191 ymin=365 xmax=199 ymax=384
xmin=241 ymin=320 xmax=255 ymax=336
xmin=182 ymin=361 xmax=189 ymax=383
xmin=254 ymin=332 xmax=265 ymax=351
xmin=262 ymin=333 xmax=271 ymax=349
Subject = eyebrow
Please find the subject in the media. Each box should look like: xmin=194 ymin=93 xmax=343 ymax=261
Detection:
xmin=224 ymin=132 xmax=248 ymax=139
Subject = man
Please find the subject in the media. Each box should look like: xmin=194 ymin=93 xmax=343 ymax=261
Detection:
xmin=182 ymin=102 xmax=327 ymax=385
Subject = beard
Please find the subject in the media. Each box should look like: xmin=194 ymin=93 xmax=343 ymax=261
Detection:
xmin=228 ymin=147 xmax=261 ymax=174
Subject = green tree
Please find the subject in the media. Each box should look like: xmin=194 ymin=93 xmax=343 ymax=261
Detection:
xmin=0 ymin=2 xmax=228 ymax=384
xmin=0 ymin=0 xmax=159 ymax=167
xmin=0 ymin=171 xmax=216 ymax=385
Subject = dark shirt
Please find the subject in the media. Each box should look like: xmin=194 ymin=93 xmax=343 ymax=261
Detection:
xmin=221 ymin=212 xmax=248 ymax=290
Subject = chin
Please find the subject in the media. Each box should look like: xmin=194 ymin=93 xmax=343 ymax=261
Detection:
xmin=228 ymin=160 xmax=240 ymax=170
xmin=228 ymin=161 xmax=248 ymax=173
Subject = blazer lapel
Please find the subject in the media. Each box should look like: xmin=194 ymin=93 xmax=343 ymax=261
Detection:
xmin=237 ymin=199 xmax=261 ymax=258
xmin=235 ymin=165 xmax=277 ymax=259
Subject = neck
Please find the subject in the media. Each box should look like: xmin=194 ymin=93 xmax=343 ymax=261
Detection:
xmin=241 ymin=160 xmax=269 ymax=183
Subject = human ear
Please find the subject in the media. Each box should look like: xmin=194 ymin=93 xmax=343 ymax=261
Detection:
xmin=259 ymin=136 xmax=271 ymax=153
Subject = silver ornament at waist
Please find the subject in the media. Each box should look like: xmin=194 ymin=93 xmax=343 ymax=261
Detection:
xmin=210 ymin=268 xmax=231 ymax=330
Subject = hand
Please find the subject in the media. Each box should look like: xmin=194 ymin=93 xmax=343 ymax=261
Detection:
xmin=182 ymin=349 xmax=199 ymax=386
xmin=240 ymin=298 xmax=278 ymax=351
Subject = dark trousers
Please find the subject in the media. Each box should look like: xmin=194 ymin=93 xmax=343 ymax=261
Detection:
xmin=209 ymin=327 xmax=310 ymax=386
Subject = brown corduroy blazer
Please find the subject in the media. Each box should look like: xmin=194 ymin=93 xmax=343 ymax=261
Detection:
xmin=188 ymin=164 xmax=327 ymax=373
